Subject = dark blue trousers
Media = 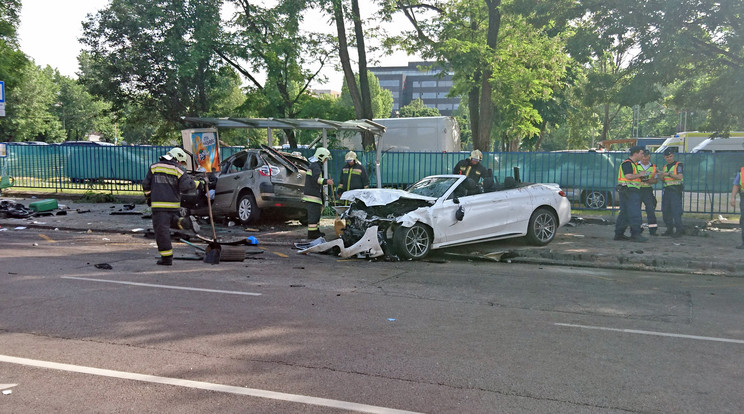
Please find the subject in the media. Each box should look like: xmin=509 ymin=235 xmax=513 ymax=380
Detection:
xmin=615 ymin=188 xmax=642 ymax=237
xmin=662 ymin=186 xmax=683 ymax=234
xmin=640 ymin=187 xmax=658 ymax=234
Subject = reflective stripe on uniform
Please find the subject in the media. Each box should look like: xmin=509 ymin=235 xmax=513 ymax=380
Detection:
xmin=151 ymin=165 xmax=183 ymax=177
xmin=159 ymin=249 xmax=173 ymax=257
xmin=151 ymin=201 xmax=181 ymax=209
xmin=663 ymin=162 xmax=683 ymax=187
xmin=617 ymin=160 xmax=642 ymax=189
xmin=302 ymin=195 xmax=322 ymax=204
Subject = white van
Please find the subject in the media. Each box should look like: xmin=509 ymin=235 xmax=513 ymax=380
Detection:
xmin=655 ymin=131 xmax=744 ymax=153
xmin=690 ymin=137 xmax=744 ymax=153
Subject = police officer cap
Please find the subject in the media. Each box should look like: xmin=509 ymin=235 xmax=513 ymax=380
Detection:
xmin=663 ymin=148 xmax=674 ymax=156
xmin=629 ymin=145 xmax=644 ymax=155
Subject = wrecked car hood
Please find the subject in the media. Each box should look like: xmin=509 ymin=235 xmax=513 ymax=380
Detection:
xmin=340 ymin=188 xmax=436 ymax=207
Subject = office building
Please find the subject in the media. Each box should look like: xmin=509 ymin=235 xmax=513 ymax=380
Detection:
xmin=369 ymin=61 xmax=459 ymax=116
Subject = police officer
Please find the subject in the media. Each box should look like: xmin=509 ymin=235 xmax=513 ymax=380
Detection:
xmin=303 ymin=147 xmax=333 ymax=239
xmin=729 ymin=166 xmax=744 ymax=249
xmin=637 ymin=149 xmax=659 ymax=236
xmin=614 ymin=145 xmax=648 ymax=242
xmin=659 ymin=149 xmax=684 ymax=237
xmin=453 ymin=149 xmax=488 ymax=187
xmin=142 ymin=148 xmax=200 ymax=266
xmin=337 ymin=151 xmax=369 ymax=199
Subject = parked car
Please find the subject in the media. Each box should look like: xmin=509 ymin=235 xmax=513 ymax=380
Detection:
xmin=334 ymin=174 xmax=571 ymax=260
xmin=183 ymin=145 xmax=310 ymax=224
xmin=523 ymin=151 xmax=620 ymax=209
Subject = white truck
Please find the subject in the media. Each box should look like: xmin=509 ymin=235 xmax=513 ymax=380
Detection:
xmin=654 ymin=131 xmax=744 ymax=153
xmin=340 ymin=116 xmax=461 ymax=152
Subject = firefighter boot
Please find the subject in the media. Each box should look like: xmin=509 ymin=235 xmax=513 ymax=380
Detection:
xmin=157 ymin=256 xmax=173 ymax=266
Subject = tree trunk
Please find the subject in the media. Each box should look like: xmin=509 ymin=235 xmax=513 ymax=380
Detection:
xmin=333 ymin=0 xmax=363 ymax=119
xmin=474 ymin=0 xmax=501 ymax=152
xmin=351 ymin=0 xmax=375 ymax=150
xmin=468 ymin=86 xmax=481 ymax=149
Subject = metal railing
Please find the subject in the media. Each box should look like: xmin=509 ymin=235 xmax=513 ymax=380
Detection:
xmin=1 ymin=144 xmax=741 ymax=216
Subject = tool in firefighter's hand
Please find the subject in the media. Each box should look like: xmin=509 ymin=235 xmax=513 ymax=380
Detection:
xmin=203 ymin=187 xmax=221 ymax=264
xmin=330 ymin=186 xmax=345 ymax=237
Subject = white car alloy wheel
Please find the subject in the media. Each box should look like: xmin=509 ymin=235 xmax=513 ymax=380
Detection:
xmin=526 ymin=207 xmax=558 ymax=246
xmin=393 ymin=223 xmax=432 ymax=260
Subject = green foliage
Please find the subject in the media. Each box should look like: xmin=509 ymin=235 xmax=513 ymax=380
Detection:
xmin=339 ymin=71 xmax=394 ymax=118
xmin=79 ymin=190 xmax=118 ymax=203
xmin=2 ymin=64 xmax=65 ymax=142
xmin=79 ymin=0 xmax=238 ymax=142
xmin=399 ymin=98 xmax=441 ymax=117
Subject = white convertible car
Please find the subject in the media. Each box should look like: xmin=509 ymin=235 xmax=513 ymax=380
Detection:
xmin=302 ymin=174 xmax=571 ymax=260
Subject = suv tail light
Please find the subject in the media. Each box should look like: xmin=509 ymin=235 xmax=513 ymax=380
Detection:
xmin=257 ymin=165 xmax=281 ymax=176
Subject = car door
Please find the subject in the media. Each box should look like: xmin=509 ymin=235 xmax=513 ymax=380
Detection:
xmin=212 ymin=152 xmax=252 ymax=213
xmin=431 ymin=183 xmax=534 ymax=245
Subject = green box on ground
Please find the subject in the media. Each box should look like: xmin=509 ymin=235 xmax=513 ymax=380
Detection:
xmin=29 ymin=199 xmax=58 ymax=212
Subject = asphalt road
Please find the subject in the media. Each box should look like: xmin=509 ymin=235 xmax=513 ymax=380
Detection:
xmin=1 ymin=228 xmax=743 ymax=413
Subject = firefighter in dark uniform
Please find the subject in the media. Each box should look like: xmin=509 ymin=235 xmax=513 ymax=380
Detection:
xmin=337 ymin=151 xmax=369 ymax=203
xmin=453 ymin=149 xmax=488 ymax=184
xmin=142 ymin=148 xmax=200 ymax=266
xmin=637 ymin=149 xmax=659 ymax=236
xmin=614 ymin=145 xmax=648 ymax=242
xmin=659 ymin=149 xmax=684 ymax=237
xmin=303 ymin=147 xmax=333 ymax=239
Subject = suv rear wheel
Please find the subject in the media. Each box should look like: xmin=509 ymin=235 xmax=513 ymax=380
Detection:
xmin=236 ymin=192 xmax=260 ymax=224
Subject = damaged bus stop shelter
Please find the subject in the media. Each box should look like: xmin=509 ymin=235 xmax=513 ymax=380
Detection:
xmin=181 ymin=117 xmax=387 ymax=187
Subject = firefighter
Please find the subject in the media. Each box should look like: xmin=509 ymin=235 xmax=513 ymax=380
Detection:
xmin=453 ymin=149 xmax=488 ymax=186
xmin=303 ymin=147 xmax=333 ymax=239
xmin=142 ymin=147 xmax=201 ymax=266
xmin=337 ymin=151 xmax=369 ymax=202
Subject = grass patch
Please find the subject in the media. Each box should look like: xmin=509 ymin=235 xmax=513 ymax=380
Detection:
xmin=78 ymin=191 xmax=119 ymax=203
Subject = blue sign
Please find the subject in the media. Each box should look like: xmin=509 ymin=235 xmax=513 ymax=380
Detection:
xmin=0 ymin=81 xmax=4 ymax=102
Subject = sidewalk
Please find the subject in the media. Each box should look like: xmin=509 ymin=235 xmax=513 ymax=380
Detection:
xmin=1 ymin=195 xmax=742 ymax=276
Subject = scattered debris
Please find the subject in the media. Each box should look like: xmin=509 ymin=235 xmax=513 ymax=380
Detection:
xmin=14 ymin=226 xmax=26 ymax=230
xmin=76 ymin=209 xmax=91 ymax=214
xmin=244 ymin=227 xmax=260 ymax=232
xmin=0 ymin=200 xmax=34 ymax=218
xmin=94 ymin=263 xmax=113 ymax=270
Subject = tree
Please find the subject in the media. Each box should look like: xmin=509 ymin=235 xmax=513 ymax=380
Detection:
xmin=384 ymin=0 xmax=571 ymax=152
xmin=3 ymin=65 xmax=65 ymax=142
xmin=338 ymin=71 xmax=393 ymax=119
xmin=399 ymin=98 xmax=440 ymax=117
xmin=80 ymin=0 xmax=237 ymax=142
xmin=0 ymin=0 xmax=32 ymax=141
xmin=324 ymin=0 xmax=377 ymax=149
xmin=55 ymin=75 xmax=113 ymax=141
xmin=583 ymin=0 xmax=744 ymax=131
xmin=217 ymin=0 xmax=335 ymax=147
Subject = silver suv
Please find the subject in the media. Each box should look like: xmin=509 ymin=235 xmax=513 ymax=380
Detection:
xmin=184 ymin=145 xmax=309 ymax=224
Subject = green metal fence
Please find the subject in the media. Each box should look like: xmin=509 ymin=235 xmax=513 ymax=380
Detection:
xmin=1 ymin=143 xmax=742 ymax=216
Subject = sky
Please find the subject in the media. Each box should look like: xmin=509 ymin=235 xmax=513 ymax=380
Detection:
xmin=17 ymin=0 xmax=418 ymax=91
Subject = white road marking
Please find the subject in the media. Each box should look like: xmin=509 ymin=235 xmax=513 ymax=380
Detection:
xmin=0 ymin=355 xmax=421 ymax=414
xmin=61 ymin=277 xmax=261 ymax=296
xmin=555 ymin=323 xmax=744 ymax=344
